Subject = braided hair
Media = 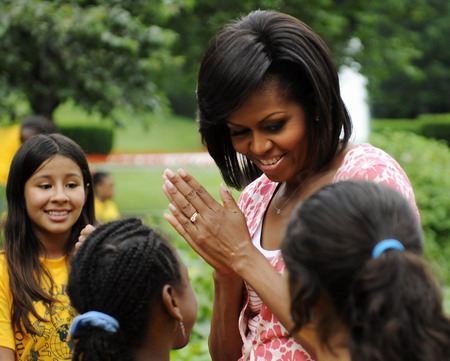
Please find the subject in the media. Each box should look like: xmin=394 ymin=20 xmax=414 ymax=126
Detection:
xmin=68 ymin=218 xmax=181 ymax=361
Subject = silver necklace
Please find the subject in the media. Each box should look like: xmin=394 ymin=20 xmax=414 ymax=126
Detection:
xmin=273 ymin=180 xmax=305 ymax=215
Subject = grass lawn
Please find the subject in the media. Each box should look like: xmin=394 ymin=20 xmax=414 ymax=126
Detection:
xmin=93 ymin=164 xmax=231 ymax=217
xmin=54 ymin=102 xmax=203 ymax=152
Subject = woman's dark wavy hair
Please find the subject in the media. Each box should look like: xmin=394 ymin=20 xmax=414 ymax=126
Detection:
xmin=4 ymin=133 xmax=95 ymax=334
xmin=282 ymin=180 xmax=450 ymax=361
xmin=197 ymin=10 xmax=352 ymax=189
xmin=68 ymin=218 xmax=181 ymax=361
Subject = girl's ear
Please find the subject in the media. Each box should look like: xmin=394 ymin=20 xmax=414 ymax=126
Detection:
xmin=161 ymin=284 xmax=183 ymax=322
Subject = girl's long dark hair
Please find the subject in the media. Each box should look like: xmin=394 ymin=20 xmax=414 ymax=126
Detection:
xmin=282 ymin=180 xmax=450 ymax=361
xmin=3 ymin=134 xmax=95 ymax=334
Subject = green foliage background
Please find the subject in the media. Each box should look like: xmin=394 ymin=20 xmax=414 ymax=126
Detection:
xmin=1 ymin=0 xmax=449 ymax=120
xmin=370 ymin=131 xmax=450 ymax=282
xmin=0 ymin=0 xmax=185 ymax=121
xmin=369 ymin=0 xmax=450 ymax=117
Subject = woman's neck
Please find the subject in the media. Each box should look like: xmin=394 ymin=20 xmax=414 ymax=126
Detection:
xmin=284 ymin=142 xmax=353 ymax=196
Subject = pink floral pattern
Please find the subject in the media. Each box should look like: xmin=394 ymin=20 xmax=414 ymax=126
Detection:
xmin=237 ymin=143 xmax=419 ymax=361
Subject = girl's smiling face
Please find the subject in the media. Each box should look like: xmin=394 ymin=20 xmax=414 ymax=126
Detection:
xmin=24 ymin=154 xmax=86 ymax=246
xmin=226 ymin=84 xmax=309 ymax=184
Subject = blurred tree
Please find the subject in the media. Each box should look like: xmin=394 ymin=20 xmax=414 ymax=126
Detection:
xmin=369 ymin=0 xmax=450 ymax=118
xmin=166 ymin=0 xmax=431 ymax=118
xmin=0 ymin=0 xmax=187 ymax=122
xmin=2 ymin=0 xmax=442 ymax=122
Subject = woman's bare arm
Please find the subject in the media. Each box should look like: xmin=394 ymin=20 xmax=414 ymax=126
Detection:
xmin=209 ymin=272 xmax=244 ymax=361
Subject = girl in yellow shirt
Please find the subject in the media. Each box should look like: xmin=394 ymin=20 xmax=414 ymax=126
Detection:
xmin=0 ymin=134 xmax=95 ymax=361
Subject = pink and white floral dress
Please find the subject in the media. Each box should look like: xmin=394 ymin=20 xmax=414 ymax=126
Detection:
xmin=237 ymin=143 xmax=419 ymax=361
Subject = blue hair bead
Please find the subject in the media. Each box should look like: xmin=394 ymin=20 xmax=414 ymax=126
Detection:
xmin=70 ymin=311 xmax=119 ymax=337
xmin=372 ymin=239 xmax=405 ymax=259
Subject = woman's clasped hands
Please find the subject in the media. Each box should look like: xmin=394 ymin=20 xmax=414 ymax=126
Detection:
xmin=162 ymin=168 xmax=254 ymax=275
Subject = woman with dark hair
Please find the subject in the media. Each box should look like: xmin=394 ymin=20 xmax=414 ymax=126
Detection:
xmin=68 ymin=218 xmax=198 ymax=361
xmin=282 ymin=180 xmax=450 ymax=361
xmin=0 ymin=134 xmax=95 ymax=360
xmin=162 ymin=10 xmax=419 ymax=360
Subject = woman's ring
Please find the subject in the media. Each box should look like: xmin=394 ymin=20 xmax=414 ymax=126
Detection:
xmin=190 ymin=212 xmax=199 ymax=223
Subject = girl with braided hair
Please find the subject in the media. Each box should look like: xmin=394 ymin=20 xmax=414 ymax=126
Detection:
xmin=68 ymin=217 xmax=198 ymax=361
xmin=0 ymin=134 xmax=95 ymax=361
xmin=282 ymin=180 xmax=450 ymax=361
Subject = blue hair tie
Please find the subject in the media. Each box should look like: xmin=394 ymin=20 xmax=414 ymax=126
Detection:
xmin=70 ymin=311 xmax=119 ymax=337
xmin=372 ymin=239 xmax=405 ymax=259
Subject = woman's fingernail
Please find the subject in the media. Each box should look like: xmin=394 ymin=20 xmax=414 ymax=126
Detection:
xmin=168 ymin=203 xmax=177 ymax=212
xmin=178 ymin=168 xmax=187 ymax=177
xmin=165 ymin=180 xmax=175 ymax=190
xmin=165 ymin=168 xmax=176 ymax=179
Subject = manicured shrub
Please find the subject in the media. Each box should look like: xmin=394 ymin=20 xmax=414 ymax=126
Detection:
xmin=418 ymin=113 xmax=450 ymax=123
xmin=419 ymin=114 xmax=450 ymax=144
xmin=59 ymin=123 xmax=114 ymax=155
xmin=372 ymin=114 xmax=450 ymax=146
xmin=370 ymin=130 xmax=450 ymax=283
xmin=421 ymin=122 xmax=450 ymax=145
xmin=371 ymin=118 xmax=423 ymax=134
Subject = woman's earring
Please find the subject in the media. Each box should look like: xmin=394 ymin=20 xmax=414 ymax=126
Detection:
xmin=315 ymin=115 xmax=320 ymax=122
xmin=179 ymin=321 xmax=186 ymax=339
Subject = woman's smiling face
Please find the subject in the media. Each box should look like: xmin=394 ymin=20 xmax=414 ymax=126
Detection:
xmin=226 ymin=84 xmax=309 ymax=183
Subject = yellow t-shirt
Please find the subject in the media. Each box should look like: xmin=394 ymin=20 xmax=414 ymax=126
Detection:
xmin=94 ymin=197 xmax=120 ymax=224
xmin=0 ymin=124 xmax=21 ymax=186
xmin=0 ymin=254 xmax=76 ymax=360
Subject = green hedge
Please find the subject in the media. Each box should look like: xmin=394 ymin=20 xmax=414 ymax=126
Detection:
xmin=419 ymin=114 xmax=450 ymax=144
xmin=421 ymin=123 xmax=450 ymax=144
xmin=371 ymin=118 xmax=423 ymax=134
xmin=59 ymin=123 xmax=114 ymax=155
xmin=372 ymin=114 xmax=450 ymax=145
xmin=418 ymin=113 xmax=450 ymax=122
xmin=370 ymin=130 xmax=450 ymax=283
